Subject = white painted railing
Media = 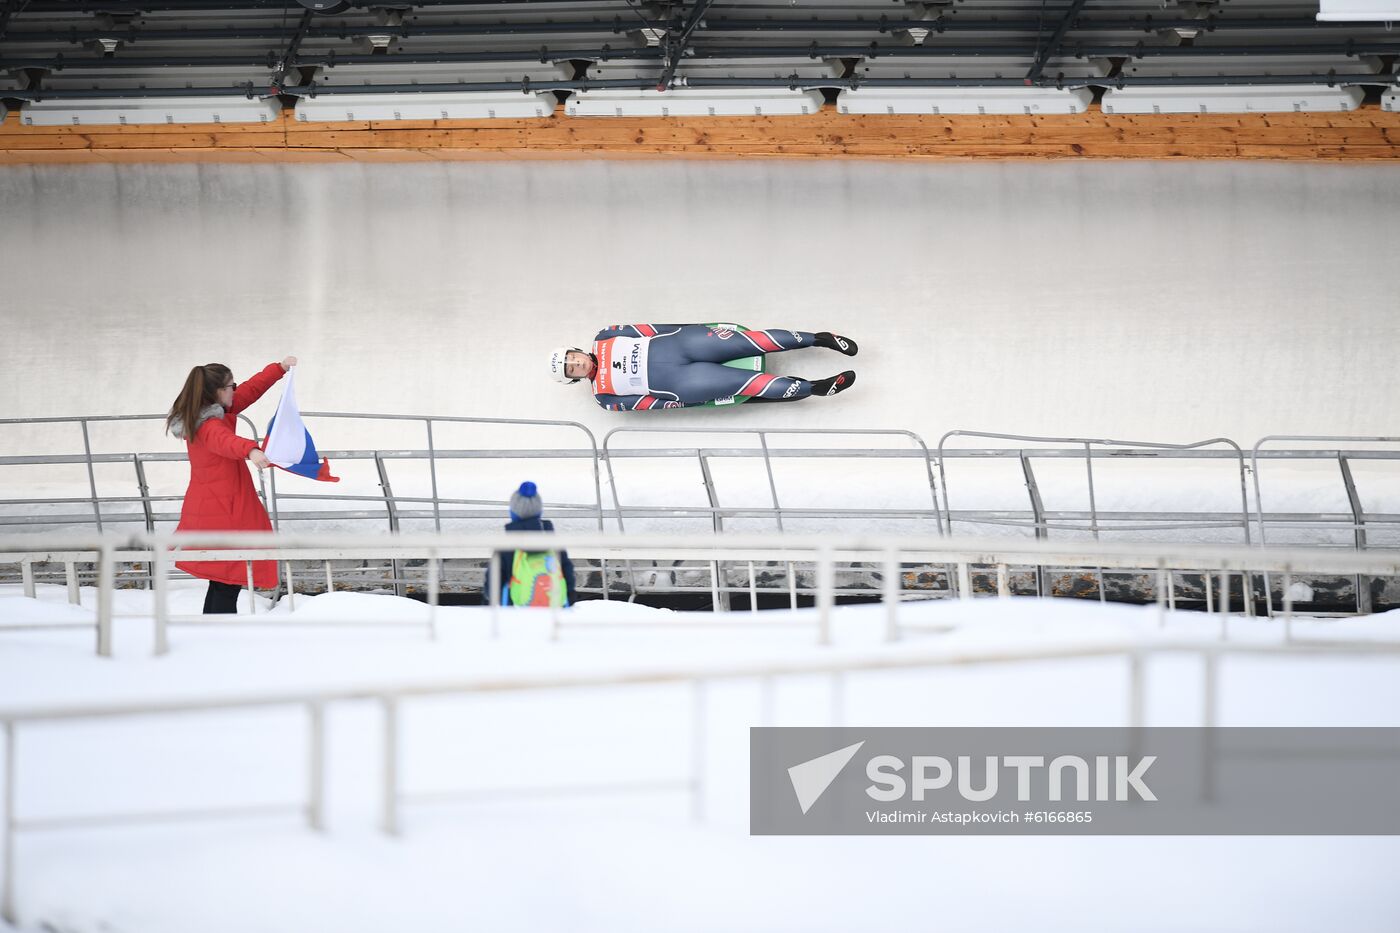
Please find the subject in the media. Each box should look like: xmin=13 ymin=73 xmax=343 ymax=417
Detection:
xmin=3 ymin=531 xmax=1400 ymax=657
xmin=3 ymin=636 xmax=1400 ymax=925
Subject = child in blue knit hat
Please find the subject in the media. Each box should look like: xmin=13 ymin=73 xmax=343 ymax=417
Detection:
xmin=498 ymin=481 xmax=577 ymax=607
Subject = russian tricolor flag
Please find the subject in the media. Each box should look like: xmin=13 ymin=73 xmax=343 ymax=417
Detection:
xmin=263 ymin=367 xmax=339 ymax=483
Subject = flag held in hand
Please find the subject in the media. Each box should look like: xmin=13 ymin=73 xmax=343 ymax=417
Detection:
xmin=263 ymin=367 xmax=339 ymax=482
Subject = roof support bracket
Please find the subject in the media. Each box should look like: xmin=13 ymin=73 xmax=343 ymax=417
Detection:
xmin=270 ymin=8 xmax=316 ymax=96
xmin=657 ymin=0 xmax=714 ymax=92
xmin=1026 ymin=0 xmax=1087 ymax=85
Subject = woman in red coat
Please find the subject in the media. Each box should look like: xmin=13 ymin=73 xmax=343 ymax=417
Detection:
xmin=166 ymin=357 xmax=296 ymax=614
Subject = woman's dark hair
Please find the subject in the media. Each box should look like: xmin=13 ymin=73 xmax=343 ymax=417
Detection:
xmin=167 ymin=363 xmax=232 ymax=437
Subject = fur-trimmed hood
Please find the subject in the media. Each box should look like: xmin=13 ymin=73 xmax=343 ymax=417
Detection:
xmin=169 ymin=403 xmax=225 ymax=440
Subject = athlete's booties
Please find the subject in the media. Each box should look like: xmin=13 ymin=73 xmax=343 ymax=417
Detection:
xmin=811 ymin=371 xmax=856 ymax=397
xmin=814 ymin=333 xmax=858 ymax=357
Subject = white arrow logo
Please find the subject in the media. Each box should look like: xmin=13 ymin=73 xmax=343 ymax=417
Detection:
xmin=788 ymin=741 xmax=865 ymax=814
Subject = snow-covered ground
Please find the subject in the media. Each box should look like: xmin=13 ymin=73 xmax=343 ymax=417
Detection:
xmin=3 ymin=585 xmax=1400 ymax=932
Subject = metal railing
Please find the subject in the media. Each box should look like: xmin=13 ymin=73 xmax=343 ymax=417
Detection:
xmin=284 ymin=412 xmax=605 ymax=533
xmin=0 ymin=413 xmax=268 ymax=532
xmin=0 ymin=412 xmax=604 ymax=534
xmin=601 ymin=426 xmax=942 ymax=533
xmin=4 ymin=416 xmax=1400 ymax=608
xmin=937 ymin=431 xmax=1252 ymax=542
xmin=1250 ymin=436 xmax=1400 ymax=616
xmin=937 ymin=431 xmax=1252 ymax=602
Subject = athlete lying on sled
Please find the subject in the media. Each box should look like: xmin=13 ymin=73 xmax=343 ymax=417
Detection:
xmin=548 ymin=324 xmax=857 ymax=411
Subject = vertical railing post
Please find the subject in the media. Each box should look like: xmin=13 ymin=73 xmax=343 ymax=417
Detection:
xmin=1232 ymin=446 xmax=1252 ymax=546
xmin=758 ymin=432 xmax=785 ymax=533
xmin=488 ymin=551 xmax=501 ymax=639
xmin=96 ymin=543 xmax=114 ymax=658
xmin=375 ymin=453 xmax=406 ymax=598
xmin=426 ymin=552 xmax=440 ymax=641
xmin=80 ymin=419 xmax=102 ymax=532
xmin=709 ymin=559 xmax=723 ymax=614
xmin=1155 ymin=561 xmax=1168 ymax=628
xmin=307 ymin=701 xmax=325 ymax=832
xmin=1201 ymin=651 xmax=1219 ymax=803
xmin=1127 ymin=651 xmax=1145 ymax=729
xmin=690 ymin=681 xmax=707 ymax=823
xmin=1250 ymin=443 xmax=1269 ymax=546
xmin=1083 ymin=442 xmax=1100 ymax=542
xmin=246 ymin=414 xmax=275 ymax=536
xmin=816 ymin=549 xmax=835 ymax=646
xmin=1282 ymin=567 xmax=1294 ymax=642
xmin=587 ymin=435 xmax=606 ymax=533
xmin=995 ymin=563 xmax=1010 ymax=598
xmin=698 ymin=453 xmax=729 ymax=613
xmin=152 ymin=539 xmax=170 ymax=657
xmin=245 ymin=560 xmax=256 ymax=615
xmin=425 ymin=419 xmax=442 ymax=533
xmin=19 ymin=560 xmax=33 ymax=600
xmin=1202 ymin=651 xmax=1219 ymax=729
xmin=373 ymin=452 xmax=405 ymax=598
xmin=601 ymin=436 xmax=627 ymax=534
xmin=883 ymin=548 xmax=902 ymax=642
xmin=698 ymin=453 xmax=722 ymax=535
xmin=1260 ymin=566 xmax=1276 ymax=619
xmin=907 ymin=435 xmax=943 ymax=538
xmin=283 ymin=561 xmax=296 ymax=612
xmin=1020 ymin=453 xmax=1048 ymax=596
xmin=381 ymin=696 xmax=400 ymax=836
xmin=266 ymin=462 xmax=280 ymax=531
xmin=934 ymin=440 xmax=954 ymax=536
xmin=1083 ymin=443 xmax=1107 ymax=603
xmin=1218 ymin=568 xmax=1229 ymax=642
xmin=957 ymin=562 xmax=974 ymax=601
xmin=1338 ymin=455 xmax=1372 ymax=614
xmin=2 ymin=721 xmax=16 ymax=926
xmin=133 ymin=456 xmax=155 ymax=534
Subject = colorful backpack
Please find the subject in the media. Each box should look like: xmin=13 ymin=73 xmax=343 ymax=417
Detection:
xmin=509 ymin=549 xmax=567 ymax=607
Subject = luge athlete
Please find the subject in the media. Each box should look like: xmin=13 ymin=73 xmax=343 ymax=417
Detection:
xmin=548 ymin=324 xmax=857 ymax=411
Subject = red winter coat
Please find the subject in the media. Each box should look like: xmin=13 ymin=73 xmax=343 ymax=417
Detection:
xmin=174 ymin=362 xmax=286 ymax=588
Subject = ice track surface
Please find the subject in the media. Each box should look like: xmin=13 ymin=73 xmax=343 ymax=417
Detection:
xmin=2 ymin=161 xmax=1399 ymax=447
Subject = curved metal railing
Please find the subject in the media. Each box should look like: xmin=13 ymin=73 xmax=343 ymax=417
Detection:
xmin=937 ymin=430 xmax=1252 ymax=542
xmin=600 ymin=426 xmax=941 ymax=534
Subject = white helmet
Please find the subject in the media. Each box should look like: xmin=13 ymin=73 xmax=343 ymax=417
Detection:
xmin=548 ymin=347 xmax=579 ymax=384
